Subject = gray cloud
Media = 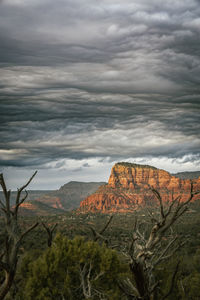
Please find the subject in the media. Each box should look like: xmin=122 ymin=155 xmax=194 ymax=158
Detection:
xmin=0 ymin=0 xmax=200 ymax=188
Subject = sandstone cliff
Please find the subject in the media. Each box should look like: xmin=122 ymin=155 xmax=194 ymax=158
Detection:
xmin=80 ymin=162 xmax=200 ymax=212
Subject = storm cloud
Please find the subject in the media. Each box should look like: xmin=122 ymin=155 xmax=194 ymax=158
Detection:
xmin=0 ymin=0 xmax=200 ymax=189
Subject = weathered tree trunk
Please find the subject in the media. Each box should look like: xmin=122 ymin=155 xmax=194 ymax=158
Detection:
xmin=41 ymin=222 xmax=57 ymax=247
xmin=0 ymin=270 xmax=15 ymax=300
xmin=130 ymin=260 xmax=150 ymax=300
xmin=0 ymin=172 xmax=38 ymax=300
xmin=120 ymin=183 xmax=200 ymax=300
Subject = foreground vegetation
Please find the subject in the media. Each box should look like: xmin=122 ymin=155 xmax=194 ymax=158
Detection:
xmin=0 ymin=202 xmax=199 ymax=299
xmin=1 ymin=173 xmax=200 ymax=299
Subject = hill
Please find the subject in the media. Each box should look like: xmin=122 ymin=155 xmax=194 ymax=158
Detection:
xmin=19 ymin=200 xmax=64 ymax=216
xmin=18 ymin=181 xmax=105 ymax=215
xmin=0 ymin=190 xmax=50 ymax=206
xmin=80 ymin=162 xmax=200 ymax=212
xmin=173 ymin=171 xmax=200 ymax=180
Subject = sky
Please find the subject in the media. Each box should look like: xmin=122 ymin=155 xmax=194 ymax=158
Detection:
xmin=0 ymin=0 xmax=200 ymax=190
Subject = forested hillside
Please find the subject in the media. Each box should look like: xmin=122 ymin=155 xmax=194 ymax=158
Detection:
xmin=1 ymin=200 xmax=200 ymax=299
xmin=1 ymin=171 xmax=200 ymax=299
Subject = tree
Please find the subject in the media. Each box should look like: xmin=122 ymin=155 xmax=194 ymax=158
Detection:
xmin=175 ymin=248 xmax=200 ymax=299
xmin=89 ymin=215 xmax=113 ymax=244
xmin=180 ymin=271 xmax=200 ymax=299
xmin=119 ymin=183 xmax=200 ymax=300
xmin=20 ymin=234 xmax=128 ymax=300
xmin=41 ymin=221 xmax=57 ymax=247
xmin=0 ymin=172 xmax=38 ymax=300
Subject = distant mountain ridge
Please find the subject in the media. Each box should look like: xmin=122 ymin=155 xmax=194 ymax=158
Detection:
xmin=1 ymin=166 xmax=200 ymax=216
xmin=18 ymin=181 xmax=105 ymax=215
xmin=172 ymin=171 xmax=200 ymax=180
xmin=18 ymin=200 xmax=64 ymax=216
xmin=80 ymin=162 xmax=200 ymax=212
xmin=0 ymin=190 xmax=49 ymax=206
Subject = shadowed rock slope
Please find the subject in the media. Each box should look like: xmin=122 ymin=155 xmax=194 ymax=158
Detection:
xmin=80 ymin=162 xmax=200 ymax=212
xmin=19 ymin=181 xmax=105 ymax=215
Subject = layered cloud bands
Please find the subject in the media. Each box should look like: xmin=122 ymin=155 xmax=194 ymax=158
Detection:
xmin=0 ymin=0 xmax=200 ymax=188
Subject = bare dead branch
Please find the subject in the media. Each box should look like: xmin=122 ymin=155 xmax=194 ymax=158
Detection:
xmin=94 ymin=271 xmax=105 ymax=281
xmin=41 ymin=222 xmax=57 ymax=247
xmin=15 ymin=171 xmax=37 ymax=210
xmin=147 ymin=209 xmax=157 ymax=224
xmin=79 ymin=262 xmax=93 ymax=299
xmin=150 ymin=280 xmax=160 ymax=294
xmin=0 ymin=174 xmax=11 ymax=219
xmin=133 ymin=216 xmax=138 ymax=231
xmin=0 ymin=172 xmax=38 ymax=300
xmin=117 ymin=278 xmax=140 ymax=298
xmin=0 ymin=199 xmax=6 ymax=210
xmin=18 ymin=190 xmax=28 ymax=206
xmin=41 ymin=221 xmax=50 ymax=233
xmin=16 ymin=171 xmax=37 ymax=197
xmin=19 ymin=222 xmax=39 ymax=243
xmin=161 ymin=261 xmax=180 ymax=300
xmin=129 ymin=234 xmax=138 ymax=258
xmin=89 ymin=227 xmax=107 ymax=242
xmin=51 ymin=223 xmax=58 ymax=232
xmin=89 ymin=215 xmax=113 ymax=243
xmin=153 ymin=236 xmax=177 ymax=267
xmin=164 ymin=199 xmax=177 ymax=219
xmin=122 ymin=183 xmax=199 ymax=300
xmin=0 ymin=261 xmax=9 ymax=273
xmin=0 ymin=174 xmax=10 ymax=202
xmin=99 ymin=215 xmax=113 ymax=235
xmin=0 ymin=207 xmax=7 ymax=214
xmin=151 ymin=188 xmax=165 ymax=219
xmin=13 ymin=190 xmax=28 ymax=218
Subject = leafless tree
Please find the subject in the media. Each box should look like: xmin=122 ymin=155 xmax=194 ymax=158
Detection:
xmin=0 ymin=172 xmax=38 ymax=300
xmin=41 ymin=221 xmax=57 ymax=247
xmin=89 ymin=215 xmax=113 ymax=244
xmin=119 ymin=183 xmax=200 ymax=300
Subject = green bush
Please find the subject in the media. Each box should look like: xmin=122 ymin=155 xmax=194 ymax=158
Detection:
xmin=19 ymin=234 xmax=128 ymax=300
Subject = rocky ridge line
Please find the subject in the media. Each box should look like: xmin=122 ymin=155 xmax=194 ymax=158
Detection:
xmin=80 ymin=162 xmax=200 ymax=212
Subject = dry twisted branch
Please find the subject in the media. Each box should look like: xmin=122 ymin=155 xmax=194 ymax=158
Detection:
xmin=0 ymin=172 xmax=38 ymax=300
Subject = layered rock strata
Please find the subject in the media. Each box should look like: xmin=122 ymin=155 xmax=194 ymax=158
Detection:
xmin=80 ymin=162 xmax=200 ymax=212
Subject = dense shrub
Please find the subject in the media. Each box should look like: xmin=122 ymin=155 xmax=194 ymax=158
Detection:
xmin=18 ymin=234 xmax=128 ymax=300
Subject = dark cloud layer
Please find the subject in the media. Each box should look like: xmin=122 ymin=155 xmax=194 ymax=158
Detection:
xmin=0 ymin=0 xmax=200 ymax=188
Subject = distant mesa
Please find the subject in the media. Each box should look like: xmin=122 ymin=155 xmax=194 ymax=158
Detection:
xmin=79 ymin=162 xmax=200 ymax=213
xmin=18 ymin=200 xmax=64 ymax=216
xmin=18 ymin=181 xmax=105 ymax=215
xmin=4 ymin=163 xmax=200 ymax=216
xmin=172 ymin=171 xmax=200 ymax=180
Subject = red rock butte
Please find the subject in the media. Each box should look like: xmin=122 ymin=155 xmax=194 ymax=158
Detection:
xmin=79 ymin=162 xmax=200 ymax=212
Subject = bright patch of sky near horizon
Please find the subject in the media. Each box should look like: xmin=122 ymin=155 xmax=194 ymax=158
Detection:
xmin=0 ymin=0 xmax=200 ymax=189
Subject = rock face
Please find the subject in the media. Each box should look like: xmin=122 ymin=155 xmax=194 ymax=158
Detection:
xmin=19 ymin=200 xmax=64 ymax=216
xmin=54 ymin=181 xmax=106 ymax=210
xmin=80 ymin=162 xmax=200 ymax=212
xmin=34 ymin=195 xmax=64 ymax=210
xmin=17 ymin=181 xmax=106 ymax=215
xmin=36 ymin=181 xmax=106 ymax=211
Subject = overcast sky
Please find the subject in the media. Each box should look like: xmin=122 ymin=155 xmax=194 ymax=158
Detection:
xmin=0 ymin=0 xmax=200 ymax=189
